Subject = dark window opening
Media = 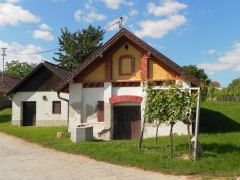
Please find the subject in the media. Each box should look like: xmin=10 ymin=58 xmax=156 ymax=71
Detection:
xmin=97 ymin=101 xmax=104 ymax=122
xmin=52 ymin=101 xmax=61 ymax=114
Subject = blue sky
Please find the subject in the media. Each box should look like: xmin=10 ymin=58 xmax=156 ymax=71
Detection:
xmin=0 ymin=0 xmax=240 ymax=87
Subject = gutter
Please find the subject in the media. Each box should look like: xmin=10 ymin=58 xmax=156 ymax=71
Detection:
xmin=6 ymin=94 xmax=12 ymax=101
xmin=57 ymin=92 xmax=70 ymax=131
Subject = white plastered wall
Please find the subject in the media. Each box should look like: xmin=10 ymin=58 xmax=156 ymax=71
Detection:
xmin=68 ymin=79 xmax=192 ymax=139
xmin=12 ymin=91 xmax=69 ymax=126
xmin=69 ymin=83 xmax=82 ymax=130
xmin=112 ymin=87 xmax=142 ymax=96
xmin=68 ymin=82 xmax=107 ymax=138
xmin=82 ymin=87 xmax=104 ymax=123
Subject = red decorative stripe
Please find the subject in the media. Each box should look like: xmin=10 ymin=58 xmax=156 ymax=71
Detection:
xmin=109 ymin=95 xmax=143 ymax=104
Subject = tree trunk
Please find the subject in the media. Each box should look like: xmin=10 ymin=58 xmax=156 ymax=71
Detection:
xmin=155 ymin=123 xmax=160 ymax=145
xmin=138 ymin=118 xmax=146 ymax=149
xmin=170 ymin=123 xmax=174 ymax=158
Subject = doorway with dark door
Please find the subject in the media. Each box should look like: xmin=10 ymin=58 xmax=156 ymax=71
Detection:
xmin=22 ymin=101 xmax=36 ymax=126
xmin=113 ymin=106 xmax=141 ymax=140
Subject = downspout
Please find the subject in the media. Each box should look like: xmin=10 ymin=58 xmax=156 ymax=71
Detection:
xmin=6 ymin=95 xmax=12 ymax=101
xmin=57 ymin=91 xmax=69 ymax=131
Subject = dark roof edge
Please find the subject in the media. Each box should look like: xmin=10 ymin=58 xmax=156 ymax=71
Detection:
xmin=5 ymin=61 xmax=70 ymax=96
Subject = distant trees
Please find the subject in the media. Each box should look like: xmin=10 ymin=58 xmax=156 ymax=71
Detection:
xmin=208 ymin=78 xmax=240 ymax=101
xmin=54 ymin=25 xmax=105 ymax=70
xmin=5 ymin=60 xmax=37 ymax=77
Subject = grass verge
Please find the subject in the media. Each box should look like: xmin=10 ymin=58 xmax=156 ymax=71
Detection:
xmin=0 ymin=102 xmax=240 ymax=177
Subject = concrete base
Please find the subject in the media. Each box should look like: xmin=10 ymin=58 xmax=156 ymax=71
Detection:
xmin=71 ymin=126 xmax=93 ymax=142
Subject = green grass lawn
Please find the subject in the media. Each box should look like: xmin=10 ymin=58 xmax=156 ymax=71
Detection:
xmin=0 ymin=102 xmax=240 ymax=177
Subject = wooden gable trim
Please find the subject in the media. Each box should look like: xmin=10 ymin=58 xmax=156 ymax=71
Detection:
xmin=54 ymin=28 xmax=200 ymax=92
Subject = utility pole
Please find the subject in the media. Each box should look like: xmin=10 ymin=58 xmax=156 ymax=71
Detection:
xmin=1 ymin=48 xmax=6 ymax=81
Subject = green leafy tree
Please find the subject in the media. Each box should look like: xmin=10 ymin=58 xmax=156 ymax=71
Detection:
xmin=183 ymin=65 xmax=210 ymax=100
xmin=143 ymin=83 xmax=169 ymax=145
xmin=5 ymin=60 xmax=37 ymax=77
xmin=228 ymin=78 xmax=240 ymax=100
xmin=54 ymin=25 xmax=104 ymax=70
xmin=207 ymin=84 xmax=215 ymax=101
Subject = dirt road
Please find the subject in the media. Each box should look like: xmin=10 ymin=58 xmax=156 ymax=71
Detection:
xmin=0 ymin=132 xmax=192 ymax=180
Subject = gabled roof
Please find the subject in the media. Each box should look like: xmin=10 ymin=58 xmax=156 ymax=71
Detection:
xmin=6 ymin=61 xmax=70 ymax=95
xmin=0 ymin=74 xmax=21 ymax=93
xmin=54 ymin=28 xmax=200 ymax=92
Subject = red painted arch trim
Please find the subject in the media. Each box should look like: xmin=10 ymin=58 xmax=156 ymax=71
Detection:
xmin=109 ymin=95 xmax=143 ymax=104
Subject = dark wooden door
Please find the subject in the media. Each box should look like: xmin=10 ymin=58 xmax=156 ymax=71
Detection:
xmin=22 ymin=101 xmax=36 ymax=126
xmin=113 ymin=106 xmax=141 ymax=140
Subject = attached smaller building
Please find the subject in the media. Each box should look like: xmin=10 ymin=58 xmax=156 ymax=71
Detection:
xmin=6 ymin=61 xmax=70 ymax=126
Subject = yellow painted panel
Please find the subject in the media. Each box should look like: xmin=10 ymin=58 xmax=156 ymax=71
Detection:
xmin=83 ymin=63 xmax=105 ymax=81
xmin=149 ymin=59 xmax=175 ymax=80
xmin=121 ymin=58 xmax=132 ymax=74
xmin=112 ymin=44 xmax=141 ymax=80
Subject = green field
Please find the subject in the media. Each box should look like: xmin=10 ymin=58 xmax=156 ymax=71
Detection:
xmin=0 ymin=101 xmax=240 ymax=177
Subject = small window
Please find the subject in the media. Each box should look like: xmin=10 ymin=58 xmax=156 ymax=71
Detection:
xmin=97 ymin=101 xmax=104 ymax=122
xmin=52 ymin=101 xmax=61 ymax=114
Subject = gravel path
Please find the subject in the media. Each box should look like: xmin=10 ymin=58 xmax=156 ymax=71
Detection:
xmin=0 ymin=132 xmax=194 ymax=180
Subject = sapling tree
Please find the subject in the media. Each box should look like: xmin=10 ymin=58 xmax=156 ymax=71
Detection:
xmin=165 ymin=83 xmax=184 ymax=157
xmin=180 ymin=89 xmax=197 ymax=157
xmin=139 ymin=82 xmax=169 ymax=149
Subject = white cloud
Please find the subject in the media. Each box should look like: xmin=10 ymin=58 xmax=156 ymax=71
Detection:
xmin=0 ymin=2 xmax=40 ymax=27
xmin=33 ymin=30 xmax=54 ymax=41
xmin=103 ymin=0 xmax=122 ymax=9
xmin=74 ymin=10 xmax=82 ymax=22
xmin=0 ymin=40 xmax=44 ymax=70
xmin=83 ymin=11 xmax=106 ymax=22
xmin=135 ymin=15 xmax=187 ymax=38
xmin=218 ymin=42 xmax=240 ymax=64
xmin=129 ymin=9 xmax=138 ymax=17
xmin=123 ymin=0 xmax=134 ymax=6
xmin=147 ymin=1 xmax=187 ymax=17
xmin=85 ymin=3 xmax=94 ymax=10
xmin=6 ymin=0 xmax=21 ymax=3
xmin=32 ymin=23 xmax=54 ymax=41
xmin=39 ymin=23 xmax=52 ymax=31
xmin=198 ymin=63 xmax=232 ymax=72
xmin=207 ymin=49 xmax=216 ymax=55
xmin=74 ymin=9 xmax=105 ymax=23
xmin=198 ymin=42 xmax=240 ymax=73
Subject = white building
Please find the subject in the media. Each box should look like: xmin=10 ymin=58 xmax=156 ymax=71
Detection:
xmin=6 ymin=61 xmax=70 ymax=126
xmin=54 ymin=28 xmax=200 ymax=140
